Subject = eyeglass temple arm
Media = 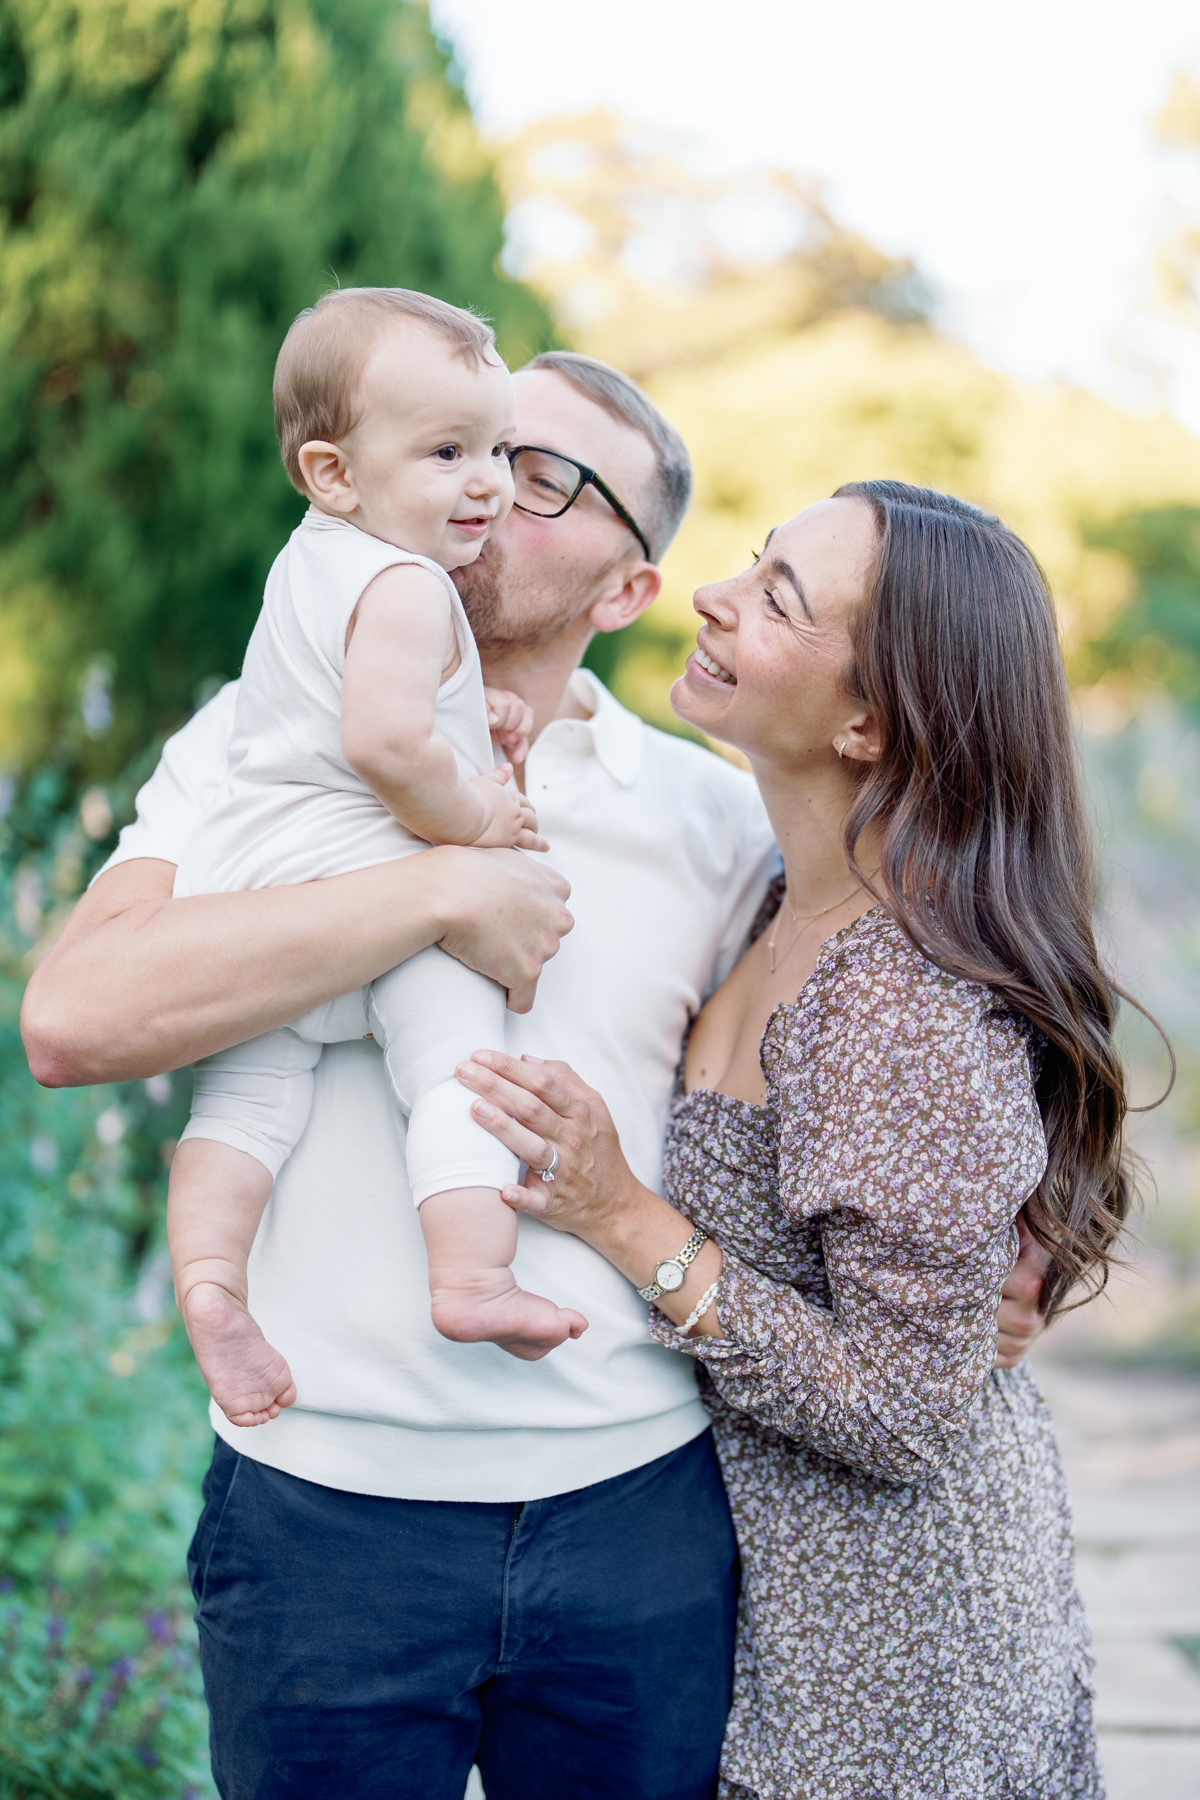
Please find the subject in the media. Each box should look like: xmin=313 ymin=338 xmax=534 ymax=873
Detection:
xmin=587 ymin=473 xmax=652 ymax=562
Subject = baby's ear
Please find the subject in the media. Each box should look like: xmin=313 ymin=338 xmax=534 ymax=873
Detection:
xmin=297 ymin=440 xmax=357 ymax=512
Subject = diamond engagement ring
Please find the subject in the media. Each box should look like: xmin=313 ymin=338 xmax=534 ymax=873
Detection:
xmin=534 ymin=1146 xmax=559 ymax=1182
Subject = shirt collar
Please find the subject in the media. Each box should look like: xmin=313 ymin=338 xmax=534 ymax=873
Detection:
xmin=547 ymin=668 xmax=644 ymax=788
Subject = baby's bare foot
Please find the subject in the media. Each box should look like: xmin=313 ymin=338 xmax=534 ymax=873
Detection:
xmin=181 ymin=1282 xmax=297 ymax=1426
xmin=430 ymin=1268 xmax=588 ymax=1362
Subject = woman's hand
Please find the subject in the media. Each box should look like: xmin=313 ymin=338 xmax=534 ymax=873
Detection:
xmin=456 ymin=1047 xmax=726 ymax=1332
xmin=431 ymin=848 xmax=573 ymax=1014
xmin=455 ymin=1050 xmax=639 ymax=1237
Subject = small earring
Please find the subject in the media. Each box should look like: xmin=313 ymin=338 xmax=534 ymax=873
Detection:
xmin=836 ymin=742 xmax=846 ymax=759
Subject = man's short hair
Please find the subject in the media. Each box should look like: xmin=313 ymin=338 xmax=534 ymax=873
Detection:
xmin=274 ymin=288 xmax=496 ymax=492
xmin=521 ymin=351 xmax=692 ymax=562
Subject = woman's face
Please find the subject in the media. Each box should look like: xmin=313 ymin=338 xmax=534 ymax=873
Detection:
xmin=671 ymin=497 xmax=879 ymax=771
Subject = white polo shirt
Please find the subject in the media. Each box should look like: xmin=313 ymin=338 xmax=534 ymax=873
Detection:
xmin=104 ymin=670 xmax=778 ymax=1501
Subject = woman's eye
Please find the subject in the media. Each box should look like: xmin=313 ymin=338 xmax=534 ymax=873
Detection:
xmin=435 ymin=445 xmax=460 ymax=463
xmin=765 ymin=588 xmax=786 ymax=617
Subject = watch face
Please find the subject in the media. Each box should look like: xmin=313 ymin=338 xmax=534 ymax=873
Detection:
xmin=657 ymin=1260 xmax=685 ymax=1292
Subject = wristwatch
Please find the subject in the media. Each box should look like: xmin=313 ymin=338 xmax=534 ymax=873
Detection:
xmin=637 ymin=1226 xmax=710 ymax=1302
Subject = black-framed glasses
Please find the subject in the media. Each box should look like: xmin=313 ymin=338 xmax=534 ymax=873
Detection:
xmin=506 ymin=445 xmax=652 ymax=561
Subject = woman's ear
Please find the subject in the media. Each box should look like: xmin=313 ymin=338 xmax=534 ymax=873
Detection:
xmin=587 ymin=562 xmax=662 ymax=636
xmin=297 ymin=440 xmax=358 ymax=514
xmin=835 ymin=709 xmax=882 ymax=764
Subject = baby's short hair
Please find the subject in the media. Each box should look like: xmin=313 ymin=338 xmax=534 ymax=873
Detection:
xmin=274 ymin=288 xmax=497 ymax=492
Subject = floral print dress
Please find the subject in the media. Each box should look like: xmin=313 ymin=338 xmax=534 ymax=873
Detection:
xmin=652 ymin=907 xmax=1103 ymax=1800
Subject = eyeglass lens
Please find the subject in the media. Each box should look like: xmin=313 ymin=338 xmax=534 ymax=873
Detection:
xmin=509 ymin=448 xmax=584 ymax=516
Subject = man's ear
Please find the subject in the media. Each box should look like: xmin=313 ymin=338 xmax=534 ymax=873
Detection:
xmin=587 ymin=562 xmax=662 ymax=637
xmin=296 ymin=440 xmax=358 ymax=514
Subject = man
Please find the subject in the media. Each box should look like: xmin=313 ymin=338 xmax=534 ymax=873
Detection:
xmin=23 ymin=351 xmax=1045 ymax=1799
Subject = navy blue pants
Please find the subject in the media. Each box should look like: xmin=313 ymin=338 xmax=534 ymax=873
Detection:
xmin=188 ymin=1430 xmax=738 ymax=1799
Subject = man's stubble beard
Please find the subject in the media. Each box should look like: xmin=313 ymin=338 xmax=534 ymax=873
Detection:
xmin=454 ymin=539 xmax=589 ymax=654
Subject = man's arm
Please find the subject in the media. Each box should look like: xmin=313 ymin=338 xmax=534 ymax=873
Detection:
xmin=22 ymin=847 xmax=573 ymax=1087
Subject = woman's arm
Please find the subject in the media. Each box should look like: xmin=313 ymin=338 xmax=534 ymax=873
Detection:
xmin=459 ymin=961 xmax=1046 ymax=1484
xmin=691 ymin=955 xmax=1049 ymax=1482
xmin=23 ymin=847 xmax=573 ymax=1087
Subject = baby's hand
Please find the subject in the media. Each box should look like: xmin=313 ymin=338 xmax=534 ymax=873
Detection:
xmin=470 ymin=766 xmax=548 ymax=851
xmin=484 ymin=688 xmax=534 ymax=766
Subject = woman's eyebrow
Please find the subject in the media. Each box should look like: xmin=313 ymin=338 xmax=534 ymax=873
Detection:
xmin=765 ymin=555 xmax=813 ymax=620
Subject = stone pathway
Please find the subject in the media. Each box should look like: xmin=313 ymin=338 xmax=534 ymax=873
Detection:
xmin=1031 ymin=1344 xmax=1200 ymax=1799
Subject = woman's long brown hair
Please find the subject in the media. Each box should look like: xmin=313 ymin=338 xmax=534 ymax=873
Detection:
xmin=835 ymin=479 xmax=1160 ymax=1317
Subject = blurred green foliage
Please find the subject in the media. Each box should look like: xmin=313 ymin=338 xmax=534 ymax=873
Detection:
xmin=1078 ymin=507 xmax=1200 ymax=714
xmin=0 ymin=1591 xmax=208 ymax=1798
xmin=0 ymin=2 xmax=556 ymax=1788
xmin=0 ymin=798 xmax=214 ymax=1794
xmin=0 ymin=0 xmax=554 ymax=779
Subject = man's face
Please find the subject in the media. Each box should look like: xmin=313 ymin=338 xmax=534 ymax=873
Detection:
xmin=455 ymin=369 xmax=658 ymax=652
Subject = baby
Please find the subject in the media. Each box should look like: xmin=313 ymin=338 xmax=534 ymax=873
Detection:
xmin=167 ymin=288 xmax=588 ymax=1429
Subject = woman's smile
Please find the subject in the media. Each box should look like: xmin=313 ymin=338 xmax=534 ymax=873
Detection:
xmin=690 ymin=642 xmax=737 ymax=686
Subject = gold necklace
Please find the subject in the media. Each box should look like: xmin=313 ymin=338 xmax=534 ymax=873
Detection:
xmin=766 ymin=884 xmax=864 ymax=975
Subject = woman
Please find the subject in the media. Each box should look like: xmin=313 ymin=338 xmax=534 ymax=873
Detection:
xmin=458 ymin=482 xmax=1129 ymax=1796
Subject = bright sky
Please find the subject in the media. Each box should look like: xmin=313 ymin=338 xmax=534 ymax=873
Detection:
xmin=430 ymin=0 xmax=1200 ymax=428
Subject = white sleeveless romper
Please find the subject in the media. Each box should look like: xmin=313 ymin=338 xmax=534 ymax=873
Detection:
xmin=173 ymin=509 xmax=518 ymax=1205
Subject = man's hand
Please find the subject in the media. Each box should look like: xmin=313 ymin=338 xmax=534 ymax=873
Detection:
xmin=436 ymin=848 xmax=572 ymax=1013
xmin=995 ymin=1213 xmax=1049 ymax=1368
xmin=484 ymin=687 xmax=534 ymax=766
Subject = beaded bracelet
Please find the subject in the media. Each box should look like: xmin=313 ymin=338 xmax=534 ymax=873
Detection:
xmin=672 ymin=1278 xmax=722 ymax=1338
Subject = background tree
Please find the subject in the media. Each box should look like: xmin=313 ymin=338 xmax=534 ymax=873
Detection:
xmin=0 ymin=0 xmax=554 ymax=780
xmin=0 ymin=11 xmax=553 ymax=1789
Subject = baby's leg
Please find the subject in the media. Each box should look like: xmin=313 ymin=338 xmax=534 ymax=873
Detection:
xmin=370 ymin=949 xmax=587 ymax=1361
xmin=170 ymin=1138 xmax=295 ymax=1426
xmin=419 ymin=1188 xmax=587 ymax=1361
xmin=171 ymin=1025 xmax=326 ymax=1425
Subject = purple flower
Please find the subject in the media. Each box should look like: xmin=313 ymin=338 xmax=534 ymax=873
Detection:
xmin=109 ymin=1654 xmax=135 ymax=1682
xmin=75 ymin=1665 xmax=95 ymax=1687
xmin=46 ymin=1616 xmax=67 ymax=1645
xmin=138 ymin=1747 xmax=159 ymax=1767
xmin=0 ymin=1576 xmax=13 ymax=1595
xmin=144 ymin=1610 xmax=174 ymax=1643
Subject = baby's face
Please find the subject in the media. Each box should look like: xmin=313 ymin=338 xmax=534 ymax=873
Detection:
xmin=340 ymin=324 xmax=516 ymax=568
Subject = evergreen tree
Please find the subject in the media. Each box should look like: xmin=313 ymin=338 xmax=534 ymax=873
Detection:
xmin=0 ymin=0 xmax=554 ymax=776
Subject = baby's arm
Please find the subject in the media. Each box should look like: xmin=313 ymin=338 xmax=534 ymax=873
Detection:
xmin=342 ymin=565 xmax=546 ymax=851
